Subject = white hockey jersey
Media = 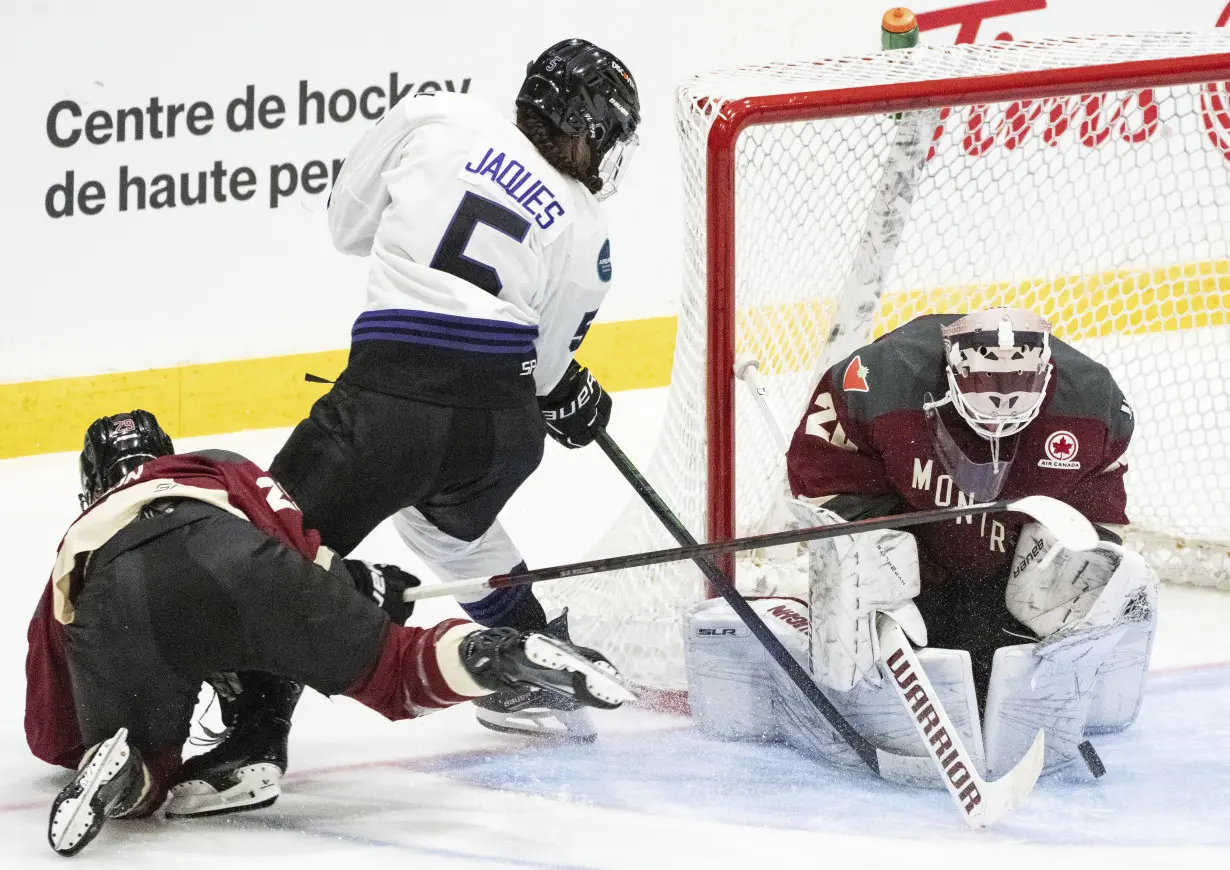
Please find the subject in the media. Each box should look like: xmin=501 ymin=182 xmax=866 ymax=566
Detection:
xmin=327 ymin=92 xmax=613 ymax=408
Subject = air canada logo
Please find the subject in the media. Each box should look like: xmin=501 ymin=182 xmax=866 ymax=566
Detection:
xmin=1039 ymin=430 xmax=1081 ymax=470
xmin=842 ymin=356 xmax=870 ymax=393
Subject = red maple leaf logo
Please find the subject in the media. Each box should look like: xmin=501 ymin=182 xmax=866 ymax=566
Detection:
xmin=842 ymin=356 xmax=870 ymax=393
xmin=1051 ymin=436 xmax=1073 ymax=456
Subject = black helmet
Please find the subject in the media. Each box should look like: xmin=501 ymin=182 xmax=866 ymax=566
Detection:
xmin=517 ymin=38 xmax=640 ymax=199
xmin=80 ymin=410 xmax=174 ymax=508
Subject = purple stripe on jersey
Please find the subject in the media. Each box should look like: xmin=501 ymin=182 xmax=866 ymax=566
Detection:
xmin=355 ymin=318 xmax=536 ymax=343
xmin=352 ymin=322 xmax=534 ymax=349
xmin=351 ymin=330 xmax=535 ymax=355
xmin=356 ymin=309 xmax=539 ymax=335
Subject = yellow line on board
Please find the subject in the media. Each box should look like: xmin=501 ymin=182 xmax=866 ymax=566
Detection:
xmin=742 ymin=259 xmax=1230 ymax=375
xmin=1 ymin=260 xmax=1225 ymax=460
xmin=0 ymin=317 xmax=679 ymax=461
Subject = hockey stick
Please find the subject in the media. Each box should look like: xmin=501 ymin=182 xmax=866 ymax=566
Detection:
xmin=735 ymin=358 xmax=1045 ymax=827
xmin=589 ymin=429 xmax=934 ymax=786
xmin=402 ymin=493 xmax=1096 ymax=603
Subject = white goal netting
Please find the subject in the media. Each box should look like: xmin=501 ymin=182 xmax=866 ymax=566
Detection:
xmin=543 ymin=32 xmax=1230 ymax=692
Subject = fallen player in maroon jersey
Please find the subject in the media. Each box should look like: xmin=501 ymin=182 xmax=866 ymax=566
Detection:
xmin=26 ymin=410 xmax=632 ymax=856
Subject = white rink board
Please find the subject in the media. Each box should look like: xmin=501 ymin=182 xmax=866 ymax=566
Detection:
xmin=7 ymin=0 xmax=1230 ymax=382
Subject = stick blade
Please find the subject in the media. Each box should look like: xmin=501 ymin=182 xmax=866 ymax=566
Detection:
xmin=964 ymin=729 xmax=1045 ymax=830
xmin=876 ymin=751 xmax=941 ymax=786
xmin=1006 ymin=496 xmax=1099 ymax=551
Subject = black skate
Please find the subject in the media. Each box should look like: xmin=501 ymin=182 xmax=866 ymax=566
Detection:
xmin=466 ymin=611 xmax=633 ymax=741
xmin=49 ymin=728 xmax=150 ymax=856
xmin=166 ymin=674 xmax=302 ymax=818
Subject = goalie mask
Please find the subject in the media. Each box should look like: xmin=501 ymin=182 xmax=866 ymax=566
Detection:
xmin=922 ymin=309 xmax=1053 ymax=499
xmin=80 ymin=409 xmax=174 ymax=509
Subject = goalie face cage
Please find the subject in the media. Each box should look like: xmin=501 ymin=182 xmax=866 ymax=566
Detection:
xmin=542 ymin=34 xmax=1230 ymax=692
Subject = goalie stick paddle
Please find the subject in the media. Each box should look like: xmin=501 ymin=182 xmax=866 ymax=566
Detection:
xmin=877 ymin=613 xmax=1045 ymax=828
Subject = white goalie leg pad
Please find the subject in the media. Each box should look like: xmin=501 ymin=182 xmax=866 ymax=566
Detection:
xmin=393 ymin=508 xmax=523 ymax=587
xmin=683 ymin=597 xmax=810 ymax=741
xmin=684 ymin=587 xmax=984 ymax=783
xmin=788 ymin=499 xmax=926 ymax=692
xmin=1085 ymin=550 xmax=1159 ymax=734
xmin=985 ymin=524 xmax=1159 ymax=775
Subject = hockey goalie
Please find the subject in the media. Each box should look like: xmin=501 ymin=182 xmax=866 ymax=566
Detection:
xmin=685 ymin=308 xmax=1159 ymax=781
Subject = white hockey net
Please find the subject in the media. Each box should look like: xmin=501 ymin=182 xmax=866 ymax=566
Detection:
xmin=543 ymin=33 xmax=1230 ymax=692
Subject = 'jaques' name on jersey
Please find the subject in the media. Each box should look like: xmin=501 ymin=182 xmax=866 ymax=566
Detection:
xmin=463 ymin=146 xmax=567 ymax=231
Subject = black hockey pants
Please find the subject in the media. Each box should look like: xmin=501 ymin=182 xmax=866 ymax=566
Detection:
xmin=270 ymin=379 xmax=545 ymax=557
xmin=65 ymin=501 xmax=388 ymax=751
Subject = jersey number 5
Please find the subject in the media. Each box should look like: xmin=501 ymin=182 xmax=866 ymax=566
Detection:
xmin=430 ymin=192 xmax=530 ymax=296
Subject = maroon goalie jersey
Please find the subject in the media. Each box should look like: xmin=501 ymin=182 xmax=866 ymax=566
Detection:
xmin=786 ymin=314 xmax=1134 ymax=588
xmin=25 ymin=450 xmax=324 ymax=769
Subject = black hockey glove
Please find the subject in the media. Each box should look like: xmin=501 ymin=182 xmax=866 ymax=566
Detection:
xmin=343 ymin=559 xmax=419 ymax=625
xmin=538 ymin=360 xmax=612 ymax=449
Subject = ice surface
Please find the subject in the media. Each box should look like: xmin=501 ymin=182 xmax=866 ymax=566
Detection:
xmin=0 ymin=388 xmax=1227 ymax=867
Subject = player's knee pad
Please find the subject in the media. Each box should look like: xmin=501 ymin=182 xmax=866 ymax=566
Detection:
xmin=787 ymin=499 xmax=925 ymax=692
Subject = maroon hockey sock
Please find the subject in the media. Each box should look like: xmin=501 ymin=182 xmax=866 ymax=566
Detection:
xmin=345 ymin=620 xmax=483 ymax=721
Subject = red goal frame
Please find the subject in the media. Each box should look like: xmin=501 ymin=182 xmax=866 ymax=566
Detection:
xmin=702 ymin=51 xmax=1230 ymax=583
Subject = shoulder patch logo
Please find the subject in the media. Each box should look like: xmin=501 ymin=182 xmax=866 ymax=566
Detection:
xmin=597 ymin=240 xmax=612 ymax=282
xmin=842 ymin=355 xmax=870 ymax=393
xmin=1038 ymin=430 xmax=1081 ymax=470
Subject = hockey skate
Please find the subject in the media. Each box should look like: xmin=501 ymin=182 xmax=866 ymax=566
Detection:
xmin=49 ymin=728 xmax=151 ymax=856
xmin=166 ymin=674 xmax=302 ymax=818
xmin=467 ymin=612 xmax=633 ymax=741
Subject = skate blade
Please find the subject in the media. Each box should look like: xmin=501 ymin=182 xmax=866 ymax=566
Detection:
xmin=475 ymin=705 xmax=598 ymax=742
xmin=48 ymin=727 xmax=131 ymax=856
xmin=523 ymin=635 xmax=637 ymax=706
xmin=166 ymin=762 xmax=282 ymax=818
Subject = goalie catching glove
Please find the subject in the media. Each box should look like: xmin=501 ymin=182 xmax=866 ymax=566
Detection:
xmin=538 ymin=360 xmax=611 ymax=448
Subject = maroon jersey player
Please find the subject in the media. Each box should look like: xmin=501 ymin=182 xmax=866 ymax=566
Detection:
xmin=785 ymin=309 xmax=1135 ymax=695
xmin=27 ymin=410 xmax=631 ymax=856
